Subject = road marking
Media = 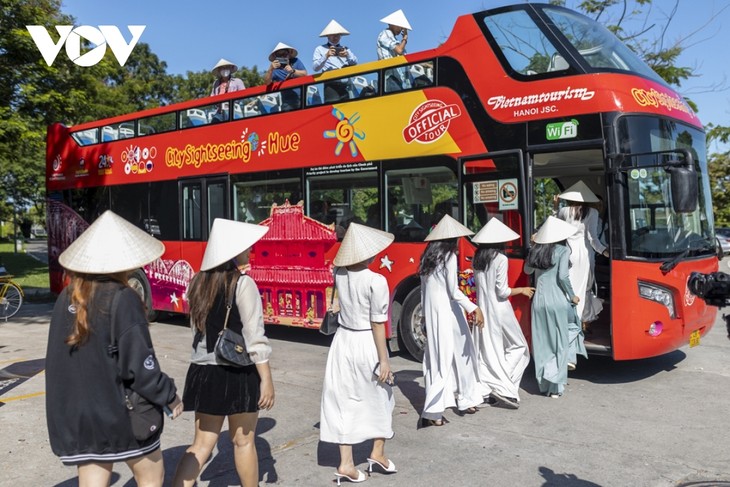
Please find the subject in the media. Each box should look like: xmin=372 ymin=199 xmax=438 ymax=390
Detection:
xmin=1 ymin=391 xmax=45 ymax=403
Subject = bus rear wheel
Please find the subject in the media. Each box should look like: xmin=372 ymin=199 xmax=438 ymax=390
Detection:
xmin=399 ymin=288 xmax=425 ymax=362
xmin=128 ymin=270 xmax=158 ymax=322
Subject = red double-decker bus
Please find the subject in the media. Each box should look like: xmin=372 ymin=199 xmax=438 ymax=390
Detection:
xmin=46 ymin=3 xmax=719 ymax=361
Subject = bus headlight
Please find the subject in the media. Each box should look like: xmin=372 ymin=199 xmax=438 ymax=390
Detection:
xmin=638 ymin=281 xmax=676 ymax=319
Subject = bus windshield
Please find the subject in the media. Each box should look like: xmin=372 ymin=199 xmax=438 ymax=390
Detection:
xmin=618 ymin=116 xmax=714 ymax=259
xmin=543 ymin=7 xmax=667 ymax=85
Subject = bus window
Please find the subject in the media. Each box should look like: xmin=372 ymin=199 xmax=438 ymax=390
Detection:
xmin=149 ymin=180 xmax=179 ymax=241
xmin=307 ymin=72 xmax=379 ymax=106
xmin=101 ymin=122 xmax=135 ymax=141
xmin=463 ymin=155 xmax=523 ymax=251
xmin=207 ymin=180 xmax=227 ymax=232
xmin=307 ymin=170 xmax=378 ymax=240
xmin=232 ymin=174 xmax=301 ymax=223
xmin=237 ymin=93 xmax=284 ymax=117
xmin=72 ymin=128 xmax=99 ymax=146
xmin=483 ymin=9 xmax=564 ymax=76
xmin=543 ymin=7 xmax=666 ymax=84
xmin=138 ymin=112 xmax=176 ymax=136
xmin=110 ymin=183 xmax=149 ymax=232
xmin=182 ymin=182 xmax=202 ymax=240
xmin=64 ymin=187 xmax=111 ymax=224
xmin=409 ymin=61 xmax=434 ymax=88
xmin=385 ymin=166 xmax=458 ymax=242
xmin=180 ymin=102 xmax=228 ymax=128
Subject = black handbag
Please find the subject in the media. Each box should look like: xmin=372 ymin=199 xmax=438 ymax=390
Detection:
xmin=107 ymin=288 xmax=164 ymax=442
xmin=319 ymin=271 xmax=339 ymax=335
xmin=214 ymin=277 xmax=254 ymax=367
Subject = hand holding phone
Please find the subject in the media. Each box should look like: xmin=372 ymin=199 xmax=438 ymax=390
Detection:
xmin=373 ymin=363 xmax=395 ymax=386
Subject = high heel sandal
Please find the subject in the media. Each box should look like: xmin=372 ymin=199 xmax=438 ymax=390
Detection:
xmin=366 ymin=458 xmax=397 ymax=475
xmin=334 ymin=470 xmax=366 ymax=485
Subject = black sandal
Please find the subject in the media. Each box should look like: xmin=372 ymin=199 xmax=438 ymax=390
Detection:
xmin=419 ymin=417 xmax=449 ymax=428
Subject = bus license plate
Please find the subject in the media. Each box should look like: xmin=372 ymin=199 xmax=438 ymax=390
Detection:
xmin=689 ymin=330 xmax=701 ymax=348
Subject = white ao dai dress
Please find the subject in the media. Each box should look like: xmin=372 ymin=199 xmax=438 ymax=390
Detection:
xmin=473 ymin=253 xmax=530 ymax=401
xmin=320 ymin=267 xmax=394 ymax=444
xmin=421 ymin=253 xmax=482 ymax=420
xmin=558 ymin=206 xmax=606 ymax=319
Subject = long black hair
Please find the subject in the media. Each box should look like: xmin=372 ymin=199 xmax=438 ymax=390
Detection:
xmin=472 ymin=244 xmax=502 ymax=272
xmin=419 ymin=238 xmax=458 ymax=277
xmin=565 ymin=202 xmax=589 ymax=222
xmin=526 ymin=242 xmax=556 ymax=270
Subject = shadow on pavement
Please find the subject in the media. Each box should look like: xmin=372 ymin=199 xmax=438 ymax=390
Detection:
xmin=539 ymin=466 xmax=602 ymax=486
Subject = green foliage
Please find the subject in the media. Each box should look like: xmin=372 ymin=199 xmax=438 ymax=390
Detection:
xmin=0 ymin=243 xmax=50 ymax=288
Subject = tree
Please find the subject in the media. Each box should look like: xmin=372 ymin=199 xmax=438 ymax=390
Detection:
xmin=707 ymin=124 xmax=730 ymax=226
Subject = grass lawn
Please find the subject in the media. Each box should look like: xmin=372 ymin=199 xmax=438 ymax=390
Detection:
xmin=0 ymin=241 xmax=50 ymax=289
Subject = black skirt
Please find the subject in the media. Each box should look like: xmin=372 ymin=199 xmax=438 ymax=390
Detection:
xmin=182 ymin=363 xmax=260 ymax=415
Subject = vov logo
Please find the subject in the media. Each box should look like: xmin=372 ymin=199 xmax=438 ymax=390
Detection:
xmin=26 ymin=25 xmax=146 ymax=67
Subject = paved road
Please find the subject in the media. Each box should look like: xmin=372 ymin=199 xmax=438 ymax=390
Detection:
xmin=1 ymin=301 xmax=730 ymax=486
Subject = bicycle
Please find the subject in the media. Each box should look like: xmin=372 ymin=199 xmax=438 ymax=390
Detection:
xmin=0 ymin=266 xmax=24 ymax=320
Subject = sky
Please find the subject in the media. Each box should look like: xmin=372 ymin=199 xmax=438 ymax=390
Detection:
xmin=59 ymin=0 xmax=730 ymax=151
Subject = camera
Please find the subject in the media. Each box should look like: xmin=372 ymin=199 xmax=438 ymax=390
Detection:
xmin=335 ymin=46 xmax=346 ymax=55
xmin=688 ymin=271 xmax=730 ymax=339
xmin=275 ymin=57 xmax=289 ymax=66
xmin=688 ymin=271 xmax=730 ymax=308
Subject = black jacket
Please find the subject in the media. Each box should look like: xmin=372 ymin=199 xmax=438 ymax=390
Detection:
xmin=45 ymin=280 xmax=177 ymax=464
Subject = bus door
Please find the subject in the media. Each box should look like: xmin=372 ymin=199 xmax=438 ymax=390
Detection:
xmin=460 ymin=151 xmax=532 ymax=342
xmin=179 ymin=175 xmax=229 ymax=269
xmin=529 ymin=147 xmax=612 ymax=355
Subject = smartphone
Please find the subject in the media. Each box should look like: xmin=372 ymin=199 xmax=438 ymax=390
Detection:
xmin=372 ymin=364 xmax=396 ymax=386
xmin=163 ymin=405 xmax=173 ymax=418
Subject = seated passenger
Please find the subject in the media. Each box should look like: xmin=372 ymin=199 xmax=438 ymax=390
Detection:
xmin=264 ymin=42 xmax=307 ymax=111
xmin=313 ymin=20 xmax=358 ymax=103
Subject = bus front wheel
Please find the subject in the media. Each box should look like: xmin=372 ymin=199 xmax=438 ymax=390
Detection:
xmin=399 ymin=288 xmax=425 ymax=362
xmin=128 ymin=270 xmax=158 ymax=322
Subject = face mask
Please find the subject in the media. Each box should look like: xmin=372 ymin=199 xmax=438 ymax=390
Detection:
xmin=220 ymin=69 xmax=231 ymax=78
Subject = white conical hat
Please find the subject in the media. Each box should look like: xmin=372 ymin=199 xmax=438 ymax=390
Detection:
xmin=472 ymin=217 xmax=520 ymax=244
xmin=558 ymin=180 xmax=599 ymax=203
xmin=268 ymin=42 xmax=298 ymax=62
xmin=424 ymin=214 xmax=474 ymax=241
xmin=380 ymin=9 xmax=412 ymax=30
xmin=200 ymin=219 xmax=270 ymax=271
xmin=333 ymin=223 xmax=394 ymax=267
xmin=533 ymin=216 xmax=578 ymax=244
xmin=59 ymin=210 xmax=164 ymax=274
xmin=212 ymin=58 xmax=238 ymax=75
xmin=320 ymin=19 xmax=350 ymax=37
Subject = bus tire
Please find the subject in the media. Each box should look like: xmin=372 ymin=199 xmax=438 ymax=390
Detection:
xmin=128 ymin=269 xmax=158 ymax=322
xmin=399 ymin=288 xmax=425 ymax=362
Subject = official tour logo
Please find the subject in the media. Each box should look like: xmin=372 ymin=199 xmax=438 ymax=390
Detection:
xmin=402 ymin=100 xmax=461 ymax=144
xmin=26 ymin=25 xmax=145 ymax=67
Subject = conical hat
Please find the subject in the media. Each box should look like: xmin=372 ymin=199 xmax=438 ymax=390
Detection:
xmin=59 ymin=210 xmax=164 ymax=274
xmin=268 ymin=42 xmax=298 ymax=62
xmin=558 ymin=180 xmax=599 ymax=203
xmin=533 ymin=216 xmax=577 ymax=244
xmin=212 ymin=58 xmax=238 ymax=75
xmin=380 ymin=9 xmax=412 ymax=30
xmin=424 ymin=214 xmax=474 ymax=241
xmin=200 ymin=219 xmax=270 ymax=271
xmin=333 ymin=223 xmax=394 ymax=267
xmin=472 ymin=217 xmax=520 ymax=244
xmin=320 ymin=19 xmax=350 ymax=37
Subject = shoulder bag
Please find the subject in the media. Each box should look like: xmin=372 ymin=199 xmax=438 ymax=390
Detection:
xmin=319 ymin=271 xmax=340 ymax=335
xmin=107 ymin=288 xmax=164 ymax=442
xmin=214 ymin=276 xmax=254 ymax=367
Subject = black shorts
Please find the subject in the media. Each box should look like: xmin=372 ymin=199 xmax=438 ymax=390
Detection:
xmin=182 ymin=363 xmax=260 ymax=415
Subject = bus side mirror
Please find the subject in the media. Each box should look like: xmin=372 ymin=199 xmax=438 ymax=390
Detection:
xmin=667 ymin=165 xmax=698 ymax=213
